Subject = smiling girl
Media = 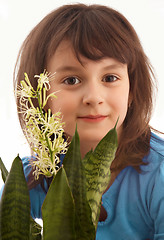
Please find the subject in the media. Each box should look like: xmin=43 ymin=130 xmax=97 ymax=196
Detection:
xmin=46 ymin=40 xmax=130 ymax=158
xmin=10 ymin=3 xmax=164 ymax=239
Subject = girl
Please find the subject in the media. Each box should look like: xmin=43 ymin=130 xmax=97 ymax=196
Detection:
xmin=12 ymin=3 xmax=164 ymax=239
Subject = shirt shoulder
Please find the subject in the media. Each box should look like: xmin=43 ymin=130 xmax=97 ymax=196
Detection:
xmin=141 ymin=132 xmax=164 ymax=170
xmin=139 ymin=133 xmax=164 ymax=206
xmin=150 ymin=132 xmax=164 ymax=156
xmin=143 ymin=133 xmax=164 ymax=237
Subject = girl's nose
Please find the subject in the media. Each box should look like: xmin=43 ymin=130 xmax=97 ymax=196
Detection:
xmin=82 ymin=82 xmax=104 ymax=106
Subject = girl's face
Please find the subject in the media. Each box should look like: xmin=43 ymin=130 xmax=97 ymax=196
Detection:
xmin=46 ymin=41 xmax=131 ymax=147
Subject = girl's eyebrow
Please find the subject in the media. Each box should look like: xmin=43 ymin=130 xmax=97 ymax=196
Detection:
xmin=102 ymin=63 xmax=125 ymax=71
xmin=55 ymin=66 xmax=81 ymax=72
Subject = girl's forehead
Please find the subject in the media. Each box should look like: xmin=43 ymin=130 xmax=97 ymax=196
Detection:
xmin=56 ymin=40 xmax=72 ymax=52
xmin=50 ymin=40 xmax=127 ymax=68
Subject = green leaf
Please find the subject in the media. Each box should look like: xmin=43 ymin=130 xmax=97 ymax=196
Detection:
xmin=63 ymin=128 xmax=95 ymax=240
xmin=83 ymin=125 xmax=118 ymax=228
xmin=0 ymin=155 xmax=31 ymax=240
xmin=0 ymin=157 xmax=9 ymax=183
xmin=0 ymin=156 xmax=42 ymax=239
xmin=42 ymin=167 xmax=76 ymax=240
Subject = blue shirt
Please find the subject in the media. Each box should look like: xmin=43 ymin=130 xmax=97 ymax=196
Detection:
xmin=1 ymin=133 xmax=164 ymax=239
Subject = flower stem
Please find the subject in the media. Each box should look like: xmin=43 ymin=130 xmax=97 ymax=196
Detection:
xmin=37 ymin=91 xmax=54 ymax=164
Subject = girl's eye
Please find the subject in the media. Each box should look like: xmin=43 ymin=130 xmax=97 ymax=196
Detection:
xmin=63 ymin=77 xmax=80 ymax=85
xmin=102 ymin=75 xmax=118 ymax=82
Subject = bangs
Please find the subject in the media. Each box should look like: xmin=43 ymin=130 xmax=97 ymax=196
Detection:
xmin=46 ymin=5 xmax=140 ymax=71
xmin=65 ymin=6 xmax=135 ymax=66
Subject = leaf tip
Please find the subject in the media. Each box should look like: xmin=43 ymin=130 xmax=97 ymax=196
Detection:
xmin=114 ymin=117 xmax=119 ymax=129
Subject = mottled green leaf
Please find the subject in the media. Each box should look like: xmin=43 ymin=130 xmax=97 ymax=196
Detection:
xmin=0 ymin=157 xmax=8 ymax=183
xmin=42 ymin=167 xmax=76 ymax=240
xmin=0 ymin=156 xmax=42 ymax=240
xmin=63 ymin=128 xmax=95 ymax=240
xmin=83 ymin=124 xmax=118 ymax=228
xmin=0 ymin=155 xmax=31 ymax=240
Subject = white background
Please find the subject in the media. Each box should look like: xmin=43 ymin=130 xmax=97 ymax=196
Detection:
xmin=0 ymin=0 xmax=164 ymax=189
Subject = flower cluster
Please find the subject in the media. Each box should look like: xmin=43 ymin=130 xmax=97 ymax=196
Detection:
xmin=16 ymin=71 xmax=68 ymax=178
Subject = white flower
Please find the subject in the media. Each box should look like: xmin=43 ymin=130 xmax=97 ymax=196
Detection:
xmin=17 ymin=71 xmax=68 ymax=179
xmin=35 ymin=71 xmax=50 ymax=91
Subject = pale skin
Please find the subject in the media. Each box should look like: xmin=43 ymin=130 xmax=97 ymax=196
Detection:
xmin=46 ymin=40 xmax=131 ymax=221
xmin=47 ymin=40 xmax=131 ymax=158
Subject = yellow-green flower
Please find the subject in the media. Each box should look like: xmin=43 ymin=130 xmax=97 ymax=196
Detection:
xmin=17 ymin=71 xmax=68 ymax=179
xmin=17 ymin=73 xmax=37 ymax=99
xmin=35 ymin=71 xmax=51 ymax=91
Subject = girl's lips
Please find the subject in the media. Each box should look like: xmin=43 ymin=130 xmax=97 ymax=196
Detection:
xmin=78 ymin=115 xmax=107 ymax=123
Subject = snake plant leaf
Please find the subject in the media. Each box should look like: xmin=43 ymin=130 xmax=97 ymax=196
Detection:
xmin=0 ymin=157 xmax=8 ymax=183
xmin=0 ymin=156 xmax=42 ymax=240
xmin=42 ymin=167 xmax=76 ymax=240
xmin=83 ymin=124 xmax=118 ymax=228
xmin=62 ymin=128 xmax=96 ymax=240
xmin=0 ymin=155 xmax=31 ymax=240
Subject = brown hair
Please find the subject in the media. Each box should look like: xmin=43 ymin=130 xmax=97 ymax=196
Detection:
xmin=14 ymin=4 xmax=156 ymax=187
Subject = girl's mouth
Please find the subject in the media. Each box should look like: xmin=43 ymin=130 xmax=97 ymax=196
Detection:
xmin=78 ymin=115 xmax=107 ymax=123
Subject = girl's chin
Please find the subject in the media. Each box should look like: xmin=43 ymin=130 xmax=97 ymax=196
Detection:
xmin=66 ymin=132 xmax=104 ymax=145
xmin=79 ymin=133 xmax=107 ymax=144
xmin=65 ymin=126 xmax=119 ymax=144
xmin=78 ymin=128 xmax=120 ymax=144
